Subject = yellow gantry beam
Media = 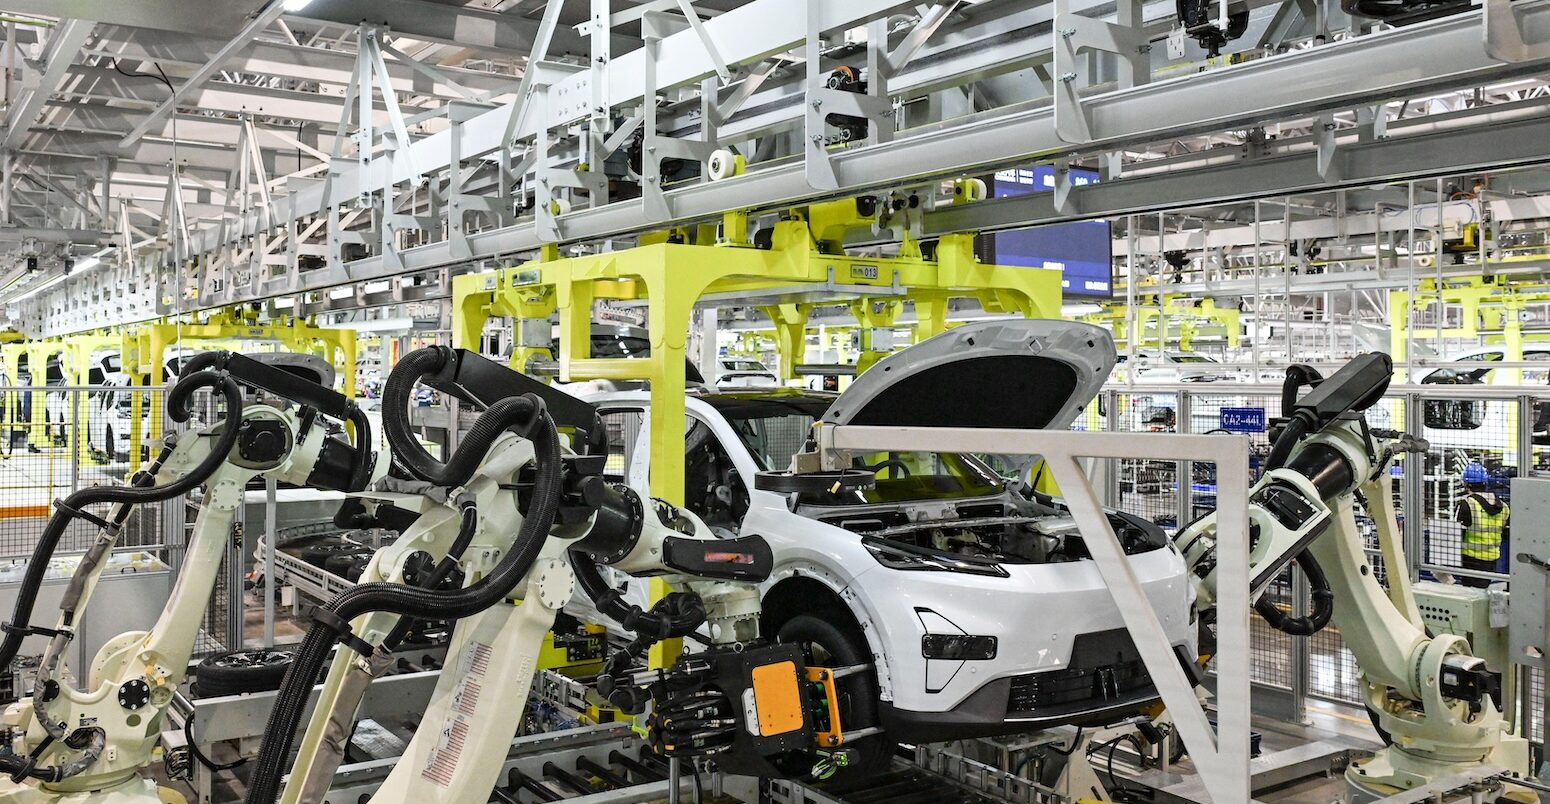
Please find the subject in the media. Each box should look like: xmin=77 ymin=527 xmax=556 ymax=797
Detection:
xmin=1082 ymin=294 xmax=1241 ymax=353
xmin=1387 ymin=277 xmax=1550 ymax=382
xmin=453 ymin=212 xmax=1060 ymax=506
xmin=120 ymin=307 xmax=357 ymax=471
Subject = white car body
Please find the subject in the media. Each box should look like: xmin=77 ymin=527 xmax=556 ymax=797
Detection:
xmin=1387 ymin=345 xmax=1550 ymax=463
xmin=713 ymin=358 xmax=779 ymax=389
xmin=584 ymin=320 xmax=1196 ymax=741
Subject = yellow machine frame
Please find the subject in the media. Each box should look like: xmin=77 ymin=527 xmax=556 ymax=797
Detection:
xmin=120 ymin=308 xmax=358 ymax=470
xmin=1083 ymin=293 xmax=1241 ymax=353
xmin=452 ymin=204 xmax=1060 ymax=506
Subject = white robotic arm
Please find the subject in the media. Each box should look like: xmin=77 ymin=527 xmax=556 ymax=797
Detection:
xmin=1175 ymin=355 xmax=1529 ymax=798
xmin=247 ymin=347 xmax=774 ymax=804
xmin=0 ymin=353 xmax=382 ymax=803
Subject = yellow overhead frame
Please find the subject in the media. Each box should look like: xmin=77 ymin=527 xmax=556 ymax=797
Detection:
xmin=453 ymin=207 xmax=1060 ymax=507
xmin=454 ymin=198 xmax=1057 ymax=671
xmin=1387 ymin=277 xmax=1550 ymax=382
xmin=120 ymin=307 xmax=358 ymax=470
xmin=1083 ymin=294 xmax=1240 ymax=353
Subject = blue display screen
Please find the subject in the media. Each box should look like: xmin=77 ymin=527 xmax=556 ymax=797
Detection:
xmin=985 ymin=167 xmax=1113 ymax=299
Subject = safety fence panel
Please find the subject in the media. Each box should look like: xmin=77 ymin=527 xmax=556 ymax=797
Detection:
xmin=1094 ymin=386 xmax=1426 ymax=709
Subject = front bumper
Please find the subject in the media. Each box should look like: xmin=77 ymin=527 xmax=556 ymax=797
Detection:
xmin=853 ymin=545 xmax=1194 ymax=740
xmin=880 ymin=628 xmax=1195 ymax=742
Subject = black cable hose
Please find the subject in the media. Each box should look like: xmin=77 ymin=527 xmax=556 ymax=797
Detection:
xmin=381 ymin=346 xmax=544 ymax=489
xmin=378 ymin=502 xmax=479 ymax=651
xmin=1254 ymin=550 xmax=1335 ymax=636
xmin=184 ymin=711 xmax=245 ymax=772
xmin=1262 ymin=416 xmax=1309 ymax=473
xmin=244 ymin=406 xmax=562 ymax=804
xmin=0 ymin=370 xmax=242 ymax=671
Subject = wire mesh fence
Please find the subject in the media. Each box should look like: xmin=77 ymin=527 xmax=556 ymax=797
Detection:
xmin=1092 ymin=384 xmax=1528 ymax=718
xmin=0 ymin=384 xmax=247 ymax=665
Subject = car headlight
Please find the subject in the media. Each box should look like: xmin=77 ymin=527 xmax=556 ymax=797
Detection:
xmin=861 ymin=537 xmax=1008 ymax=577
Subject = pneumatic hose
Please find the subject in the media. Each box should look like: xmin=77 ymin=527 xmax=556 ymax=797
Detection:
xmin=382 ymin=346 xmax=543 ymax=489
xmin=244 ymin=403 xmax=562 ymax=804
xmin=1253 ymin=550 xmax=1335 ymax=636
xmin=0 ymin=370 xmax=243 ymax=671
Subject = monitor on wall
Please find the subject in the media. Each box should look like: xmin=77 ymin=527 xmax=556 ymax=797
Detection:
xmin=981 ymin=166 xmax=1114 ymax=300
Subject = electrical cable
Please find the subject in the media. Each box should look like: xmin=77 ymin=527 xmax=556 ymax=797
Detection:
xmin=244 ymin=364 xmax=561 ymax=804
xmin=183 ymin=711 xmax=246 ymax=772
xmin=1050 ymin=726 xmax=1082 ymax=756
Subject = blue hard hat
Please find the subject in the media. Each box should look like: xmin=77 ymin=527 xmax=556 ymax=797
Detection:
xmin=1462 ymin=462 xmax=1488 ymax=485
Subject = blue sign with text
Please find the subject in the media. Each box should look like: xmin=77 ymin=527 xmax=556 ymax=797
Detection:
xmin=1220 ymin=407 xmax=1267 ymax=433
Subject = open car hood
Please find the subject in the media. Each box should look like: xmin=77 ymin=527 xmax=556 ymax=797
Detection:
xmin=821 ymin=319 xmax=1115 ymax=430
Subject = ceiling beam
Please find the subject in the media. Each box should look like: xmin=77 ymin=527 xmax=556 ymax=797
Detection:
xmin=118 ymin=0 xmax=289 ymax=147
xmin=83 ymin=34 xmax=516 ymax=97
xmin=2 ymin=19 xmax=96 ymax=150
xmin=287 ymin=0 xmax=619 ymax=57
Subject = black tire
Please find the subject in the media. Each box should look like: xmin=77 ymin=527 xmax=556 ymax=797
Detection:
xmin=297 ymin=539 xmax=360 ymax=569
xmin=775 ymin=614 xmax=893 ymax=781
xmin=195 ymin=649 xmax=295 ymax=698
xmin=323 ymin=549 xmax=374 ymax=577
xmin=339 ymin=555 xmax=372 ymax=582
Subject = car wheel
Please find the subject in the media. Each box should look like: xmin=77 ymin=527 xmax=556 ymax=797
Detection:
xmin=297 ymin=539 xmax=360 ymax=569
xmin=195 ymin=648 xmax=295 ymax=698
xmin=323 ymin=549 xmax=374 ymax=577
xmin=775 ymin=614 xmax=893 ymax=781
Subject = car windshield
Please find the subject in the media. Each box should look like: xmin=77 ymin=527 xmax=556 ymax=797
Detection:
xmin=1171 ymin=355 xmax=1216 ymax=363
xmin=711 ymin=395 xmax=1006 ymax=503
xmin=723 ymin=360 xmax=766 ymax=372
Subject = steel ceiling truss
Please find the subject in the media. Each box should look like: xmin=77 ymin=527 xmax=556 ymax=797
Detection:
xmin=15 ymin=0 xmax=1550 ymax=336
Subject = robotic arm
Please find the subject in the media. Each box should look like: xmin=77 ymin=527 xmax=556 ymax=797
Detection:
xmin=0 ymin=352 xmax=381 ymax=803
xmin=247 ymin=349 xmax=774 ymax=804
xmin=1175 ymin=354 xmax=1528 ymax=797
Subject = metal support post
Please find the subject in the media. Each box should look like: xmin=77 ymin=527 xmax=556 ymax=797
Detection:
xmin=264 ymin=477 xmax=277 ymax=648
xmin=1404 ymin=393 xmax=1426 ymax=578
xmin=1176 ymin=389 xmax=1192 ymax=525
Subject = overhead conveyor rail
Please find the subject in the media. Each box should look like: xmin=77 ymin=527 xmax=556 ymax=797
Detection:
xmin=19 ymin=0 xmax=1550 ymax=335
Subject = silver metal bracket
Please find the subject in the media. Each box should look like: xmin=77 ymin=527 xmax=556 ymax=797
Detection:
xmin=1485 ymin=0 xmax=1550 ymax=62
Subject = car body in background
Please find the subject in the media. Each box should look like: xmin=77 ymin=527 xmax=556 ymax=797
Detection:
xmin=582 ymin=320 xmax=1195 ymax=771
xmin=1394 ymin=345 xmax=1550 ymax=465
xmin=713 ymin=358 xmax=779 ymax=389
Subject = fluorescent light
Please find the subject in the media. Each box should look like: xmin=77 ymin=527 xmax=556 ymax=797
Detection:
xmin=72 ymin=257 xmax=99 ymax=273
xmin=282 ymin=0 xmax=313 ymax=11
xmin=10 ymin=273 xmax=67 ymax=303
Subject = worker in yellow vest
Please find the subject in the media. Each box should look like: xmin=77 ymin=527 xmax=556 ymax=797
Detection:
xmin=1455 ymin=461 xmax=1508 ymax=589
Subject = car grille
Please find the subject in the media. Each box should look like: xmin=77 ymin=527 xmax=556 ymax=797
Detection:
xmin=1006 ymin=628 xmax=1155 ymax=716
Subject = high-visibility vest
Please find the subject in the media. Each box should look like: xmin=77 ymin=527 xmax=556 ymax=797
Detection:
xmin=1462 ymin=495 xmax=1509 ymax=561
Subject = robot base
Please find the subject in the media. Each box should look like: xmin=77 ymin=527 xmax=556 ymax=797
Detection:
xmin=1345 ymin=739 xmax=1537 ymax=803
xmin=0 ymin=776 xmax=182 ymax=804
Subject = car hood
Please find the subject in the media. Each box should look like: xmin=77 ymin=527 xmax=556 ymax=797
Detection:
xmin=822 ymin=319 xmax=1115 ymax=430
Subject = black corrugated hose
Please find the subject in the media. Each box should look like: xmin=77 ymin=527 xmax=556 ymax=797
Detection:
xmin=378 ymin=500 xmax=479 ymax=650
xmin=1254 ymin=369 xmax=1334 ymax=636
xmin=0 ymin=369 xmax=242 ymax=672
xmin=381 ymin=346 xmax=543 ymax=489
xmin=244 ymin=400 xmax=562 ymax=804
xmin=1253 ymin=550 xmax=1335 ymax=636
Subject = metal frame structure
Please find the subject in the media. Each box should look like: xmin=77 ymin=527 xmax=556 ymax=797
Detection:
xmin=810 ymin=423 xmax=1253 ymax=803
xmin=451 ymin=205 xmax=1060 ymax=502
xmin=0 ymin=0 xmax=1546 ymax=339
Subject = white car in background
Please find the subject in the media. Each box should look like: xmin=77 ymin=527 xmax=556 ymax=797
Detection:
xmin=1399 ymin=346 xmax=1550 ymax=462
xmin=713 ymin=358 xmax=779 ymax=389
xmin=584 ymin=320 xmax=1195 ymax=778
